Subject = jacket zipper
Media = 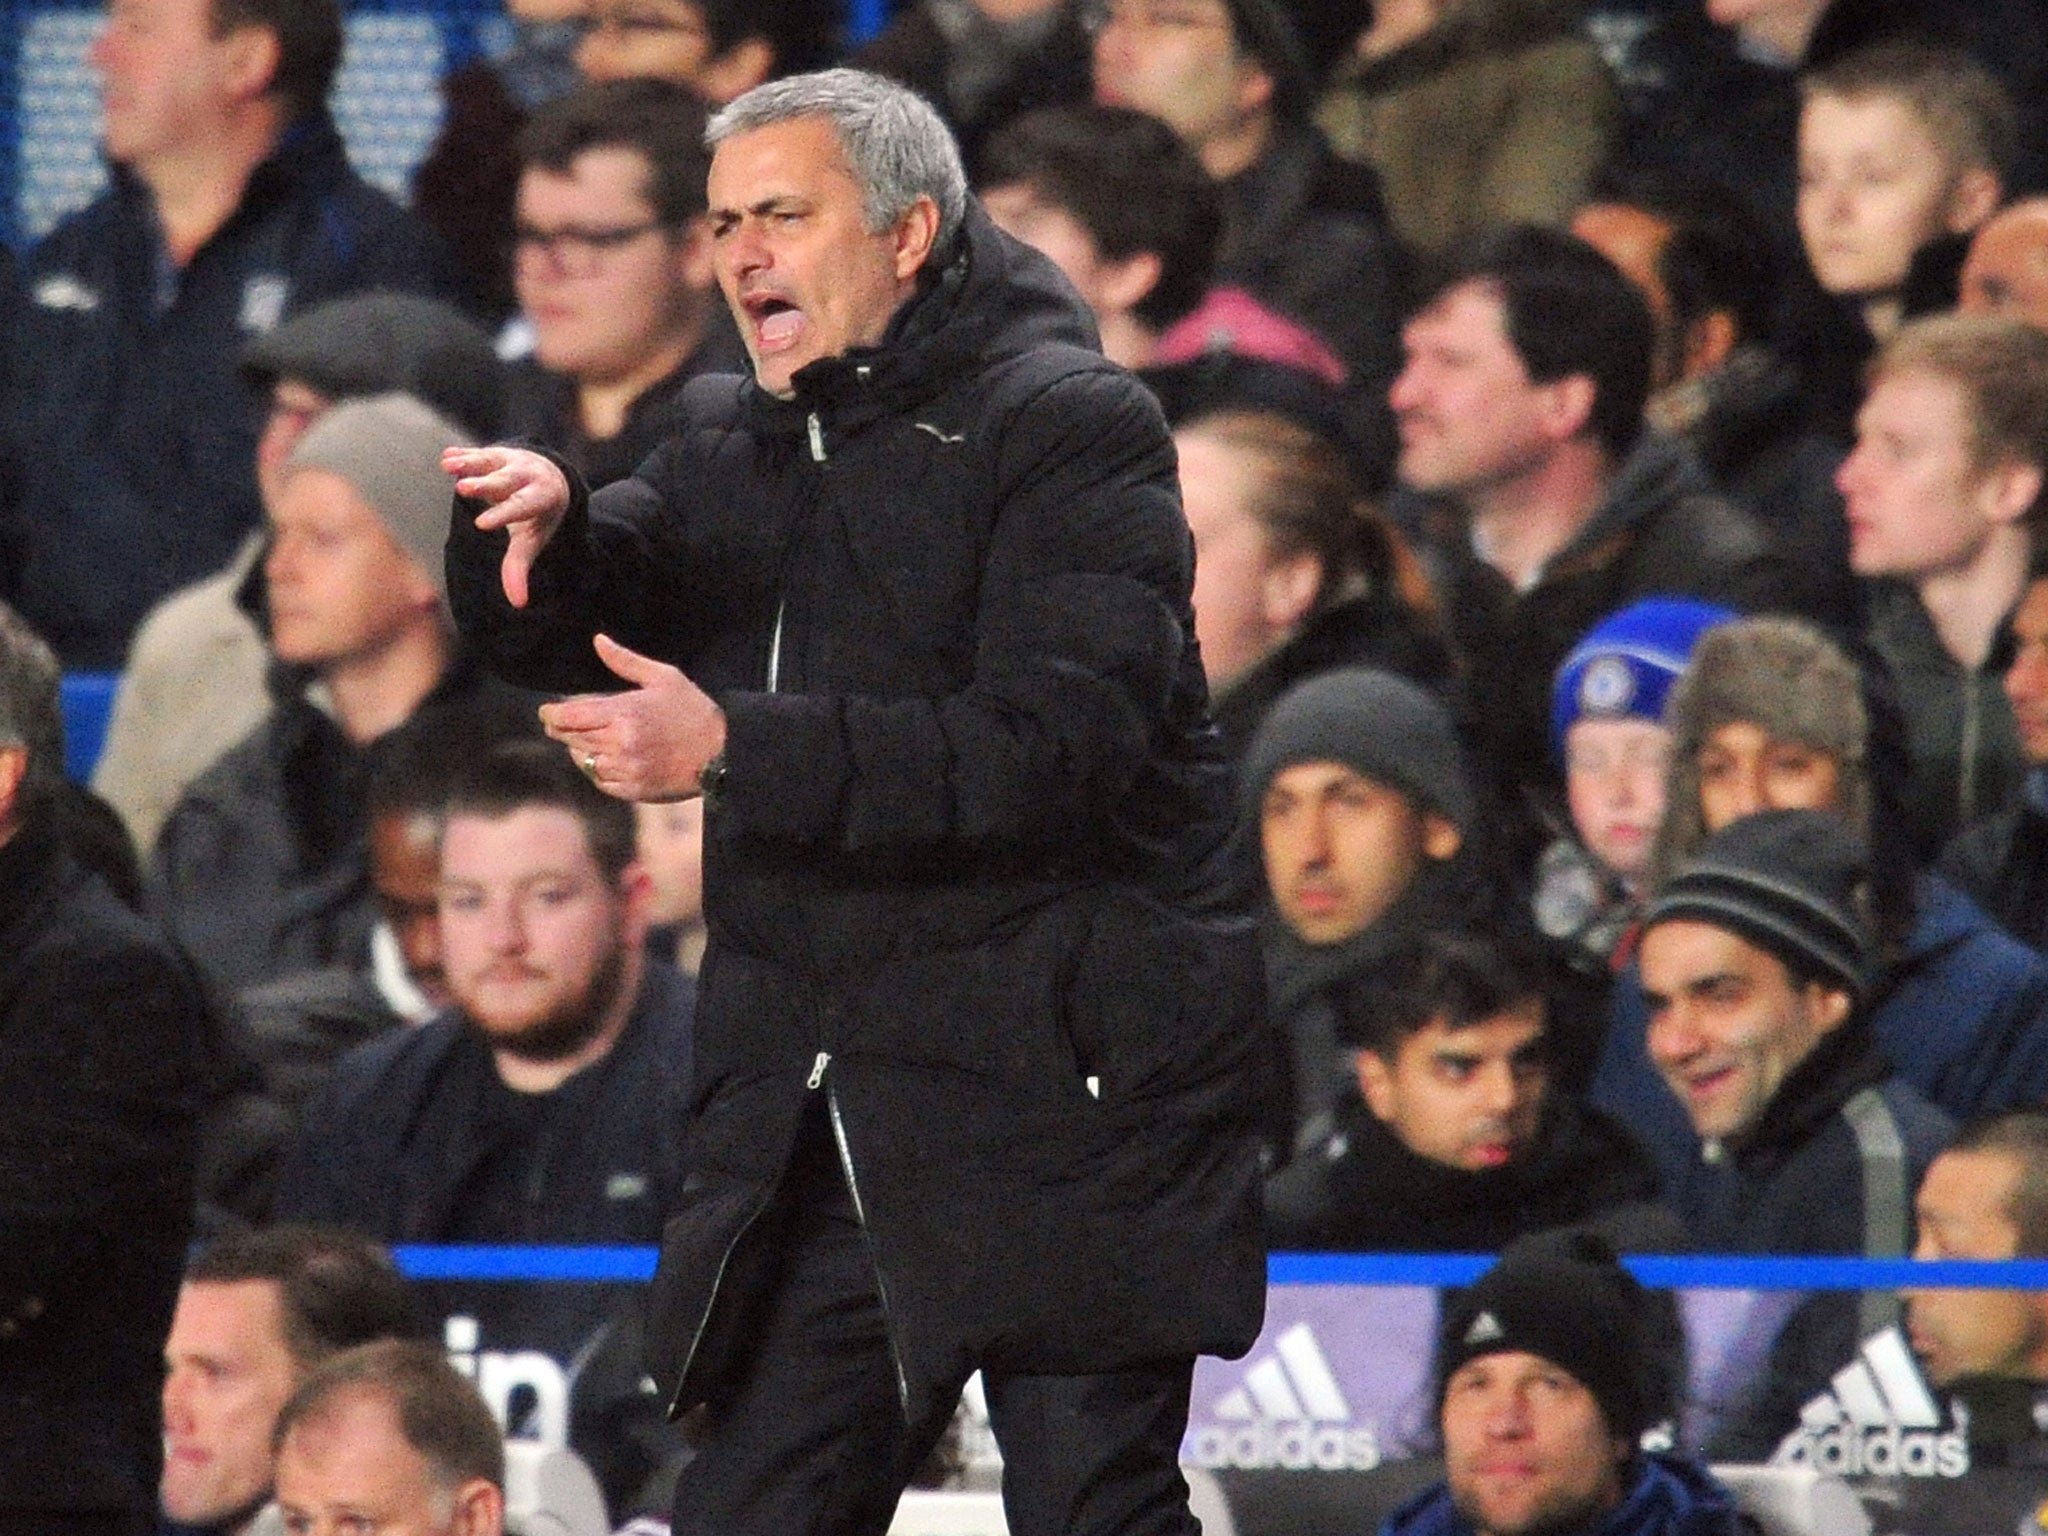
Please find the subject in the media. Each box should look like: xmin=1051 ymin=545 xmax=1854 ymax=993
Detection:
xmin=1961 ymin=671 xmax=1983 ymax=823
xmin=767 ymin=411 xmax=823 ymax=692
xmin=808 ymin=1052 xmax=913 ymax=1415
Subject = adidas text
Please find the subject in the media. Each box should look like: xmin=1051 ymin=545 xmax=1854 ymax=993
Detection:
xmin=1186 ymin=1422 xmax=1381 ymax=1472
xmin=1775 ymin=1424 xmax=1967 ymax=1479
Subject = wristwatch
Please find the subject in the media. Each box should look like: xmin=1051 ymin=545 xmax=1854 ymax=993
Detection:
xmin=699 ymin=752 xmax=728 ymax=807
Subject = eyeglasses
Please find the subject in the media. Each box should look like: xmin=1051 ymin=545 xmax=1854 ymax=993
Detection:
xmin=512 ymin=221 xmax=668 ymax=276
xmin=1081 ymin=0 xmax=1233 ymax=35
xmin=582 ymin=7 xmax=710 ymax=41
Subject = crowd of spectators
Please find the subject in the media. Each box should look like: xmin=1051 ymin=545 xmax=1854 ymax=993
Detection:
xmin=8 ymin=0 xmax=2048 ymax=1529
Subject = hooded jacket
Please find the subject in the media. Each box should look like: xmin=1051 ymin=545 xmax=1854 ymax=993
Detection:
xmin=0 ymin=113 xmax=459 ymax=668
xmin=447 ymin=202 xmax=1268 ymax=1429
xmin=1317 ymin=0 xmax=1619 ymax=255
xmin=1381 ymin=1453 xmax=1753 ymax=1536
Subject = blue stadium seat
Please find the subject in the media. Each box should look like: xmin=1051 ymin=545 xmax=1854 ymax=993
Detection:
xmin=59 ymin=669 xmax=117 ymax=781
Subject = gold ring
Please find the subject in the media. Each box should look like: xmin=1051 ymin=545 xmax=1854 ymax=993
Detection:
xmin=583 ymin=753 xmax=599 ymax=778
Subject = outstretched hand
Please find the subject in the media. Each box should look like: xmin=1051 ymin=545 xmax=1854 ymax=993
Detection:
xmin=539 ymin=634 xmax=728 ymax=802
xmin=444 ymin=444 xmax=572 ymax=608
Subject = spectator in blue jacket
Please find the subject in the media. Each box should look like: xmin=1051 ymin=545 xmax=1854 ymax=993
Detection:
xmin=0 ymin=0 xmax=460 ymax=667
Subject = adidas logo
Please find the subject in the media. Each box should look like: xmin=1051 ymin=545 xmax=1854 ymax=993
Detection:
xmin=1771 ymin=1326 xmax=1968 ymax=1479
xmin=1465 ymin=1311 xmax=1505 ymax=1346
xmin=1187 ymin=1323 xmax=1381 ymax=1471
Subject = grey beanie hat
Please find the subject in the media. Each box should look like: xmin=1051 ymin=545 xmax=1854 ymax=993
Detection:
xmin=1643 ymin=808 xmax=1874 ymax=1000
xmin=1240 ymin=667 xmax=1475 ymax=830
xmin=284 ymin=392 xmax=464 ymax=600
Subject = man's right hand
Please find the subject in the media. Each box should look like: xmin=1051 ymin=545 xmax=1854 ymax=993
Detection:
xmin=444 ymin=445 xmax=572 ymax=609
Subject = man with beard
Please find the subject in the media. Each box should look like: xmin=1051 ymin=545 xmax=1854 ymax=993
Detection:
xmin=271 ymin=737 xmax=694 ymax=1514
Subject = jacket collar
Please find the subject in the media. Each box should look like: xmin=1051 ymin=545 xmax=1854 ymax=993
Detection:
xmin=1720 ymin=1015 xmax=1892 ymax=1172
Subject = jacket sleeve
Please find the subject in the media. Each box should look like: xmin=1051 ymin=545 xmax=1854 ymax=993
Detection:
xmin=447 ymin=438 xmax=721 ymax=697
xmin=716 ymin=368 xmax=1193 ymax=851
xmin=450 ymin=368 xmax=1200 ymax=854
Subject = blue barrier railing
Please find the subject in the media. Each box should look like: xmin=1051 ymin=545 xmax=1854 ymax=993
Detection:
xmin=390 ymin=1246 xmax=2048 ymax=1290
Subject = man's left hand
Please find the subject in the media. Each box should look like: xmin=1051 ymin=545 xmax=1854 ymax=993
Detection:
xmin=540 ymin=634 xmax=727 ymax=802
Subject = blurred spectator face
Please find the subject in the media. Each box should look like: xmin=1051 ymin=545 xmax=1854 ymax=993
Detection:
xmin=371 ymin=808 xmax=451 ymax=1010
xmin=256 ymin=381 xmax=334 ymax=508
xmin=1260 ymin=762 xmax=1461 ymax=945
xmin=1441 ymin=1351 xmax=1628 ymax=1536
xmin=275 ymin=1387 xmax=499 ymax=1536
xmin=1837 ymin=367 xmax=2013 ymax=580
xmin=264 ymin=470 xmax=440 ymax=671
xmin=1091 ymin=0 xmax=1266 ymax=157
xmin=982 ymin=183 xmax=1156 ymax=342
xmin=161 ymin=1279 xmax=300 ymax=1529
xmin=1695 ymin=721 xmax=1842 ymax=833
xmin=1798 ymin=93 xmax=1980 ymax=301
xmin=1960 ymin=203 xmax=2048 ymax=331
xmin=1390 ymin=283 xmax=1565 ymax=499
xmin=1357 ymin=1001 xmax=1548 ymax=1172
xmin=1570 ymin=204 xmax=1685 ymax=392
xmin=2002 ymin=578 xmax=2048 ymax=765
xmin=516 ymin=147 xmax=712 ymax=386
xmin=1904 ymin=1149 xmax=2048 ymax=1388
xmin=1174 ymin=425 xmax=1319 ymax=691
xmin=1704 ymin=0 xmax=1824 ymax=37
xmin=976 ymin=0 xmax=1066 ymax=17
xmin=1641 ymin=918 xmax=1850 ymax=1140
xmin=1564 ymin=717 xmax=1669 ymax=885
xmin=577 ymin=0 xmax=713 ymax=90
xmin=634 ymin=797 xmax=704 ymax=929
xmin=439 ymin=806 xmax=645 ymax=1061
xmin=1357 ymin=0 xmax=1441 ymax=59
xmin=708 ymin=116 xmax=932 ymax=400
xmin=91 ymin=0 xmax=261 ymax=171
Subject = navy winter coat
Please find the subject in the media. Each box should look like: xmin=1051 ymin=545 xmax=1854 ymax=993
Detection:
xmin=1380 ymin=1454 xmax=1754 ymax=1536
xmin=1 ymin=113 xmax=458 ymax=666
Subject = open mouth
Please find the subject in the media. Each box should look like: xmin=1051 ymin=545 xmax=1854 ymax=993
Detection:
xmin=744 ymin=293 xmax=805 ymax=351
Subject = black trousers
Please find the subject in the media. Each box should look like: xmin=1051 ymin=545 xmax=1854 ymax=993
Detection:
xmin=670 ymin=1108 xmax=1201 ymax=1536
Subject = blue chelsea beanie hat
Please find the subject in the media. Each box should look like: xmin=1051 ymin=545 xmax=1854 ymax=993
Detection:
xmin=1552 ymin=597 xmax=1734 ymax=758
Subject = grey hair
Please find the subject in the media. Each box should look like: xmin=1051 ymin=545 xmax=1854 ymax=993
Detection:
xmin=707 ymin=68 xmax=967 ymax=253
xmin=0 ymin=604 xmax=64 ymax=816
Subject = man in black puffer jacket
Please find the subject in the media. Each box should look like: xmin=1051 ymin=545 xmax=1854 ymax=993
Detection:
xmin=445 ymin=67 xmax=1266 ymax=1536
